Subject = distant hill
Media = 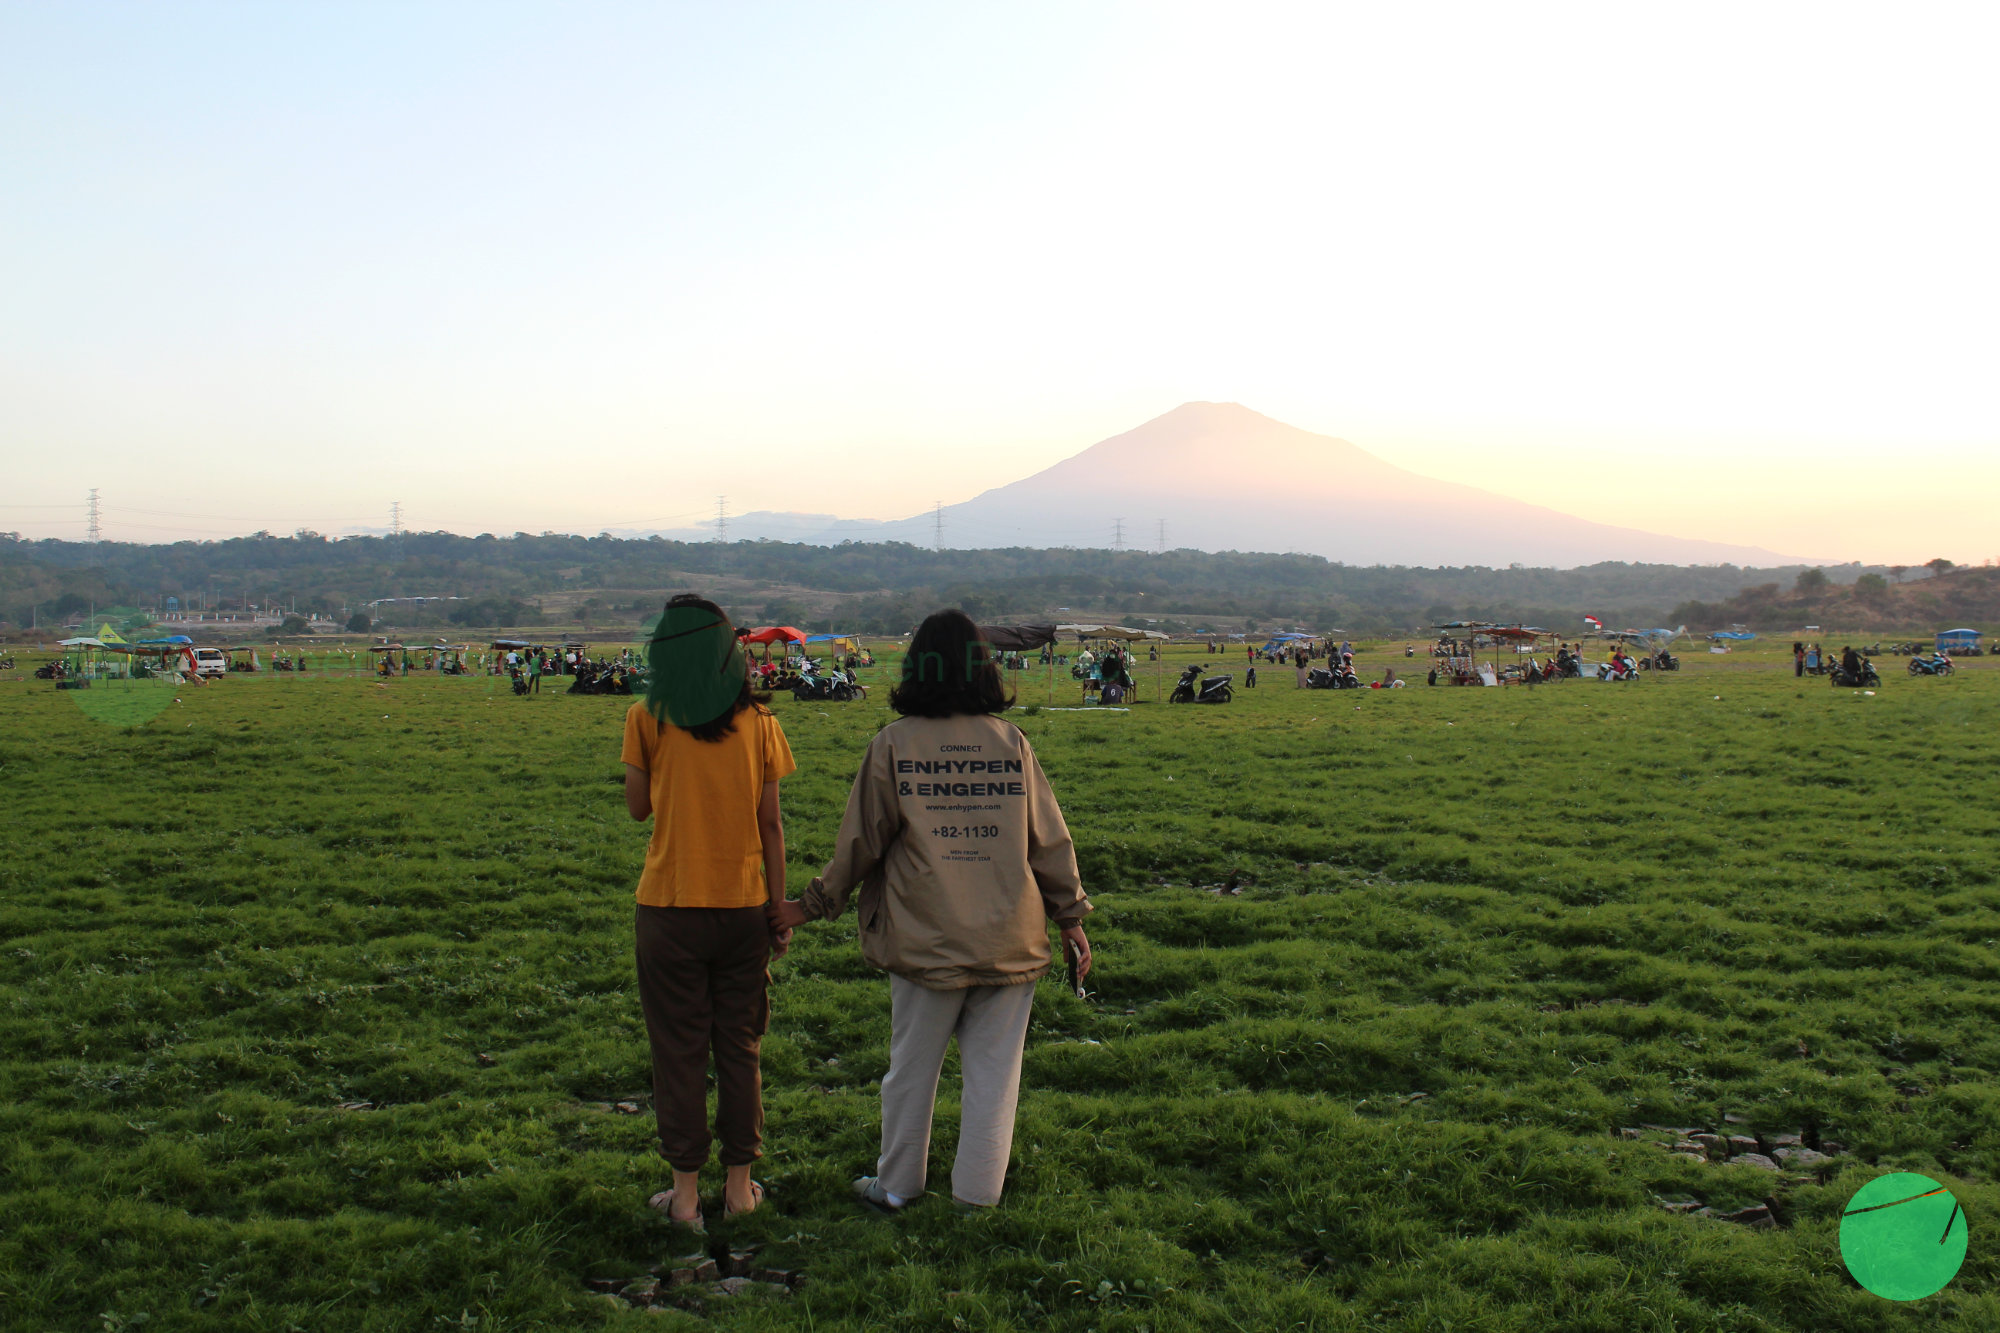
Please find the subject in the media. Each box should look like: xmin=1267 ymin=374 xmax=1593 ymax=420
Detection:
xmin=1671 ymin=562 xmax=2000 ymax=634
xmin=646 ymin=403 xmax=1804 ymax=568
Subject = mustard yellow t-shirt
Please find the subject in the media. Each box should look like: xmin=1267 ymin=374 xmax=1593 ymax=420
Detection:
xmin=621 ymin=702 xmax=797 ymax=907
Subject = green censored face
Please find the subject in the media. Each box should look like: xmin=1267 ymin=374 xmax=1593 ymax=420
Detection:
xmin=643 ymin=606 xmax=746 ymax=727
xmin=1839 ymin=1172 xmax=1967 ymax=1301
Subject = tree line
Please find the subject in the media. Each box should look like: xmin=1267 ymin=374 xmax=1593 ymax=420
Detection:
xmin=0 ymin=529 xmax=1915 ymax=636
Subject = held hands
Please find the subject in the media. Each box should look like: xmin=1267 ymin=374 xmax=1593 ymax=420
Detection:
xmin=767 ymin=898 xmax=809 ymax=932
xmin=770 ymin=925 xmax=794 ymax=958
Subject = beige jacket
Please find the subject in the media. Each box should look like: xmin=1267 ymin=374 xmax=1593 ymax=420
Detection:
xmin=800 ymin=713 xmax=1091 ymax=989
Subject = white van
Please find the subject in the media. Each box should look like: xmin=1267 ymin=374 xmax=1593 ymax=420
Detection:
xmin=191 ymin=648 xmax=228 ymax=678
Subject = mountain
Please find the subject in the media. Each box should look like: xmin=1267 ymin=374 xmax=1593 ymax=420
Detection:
xmin=648 ymin=403 xmax=1800 ymax=567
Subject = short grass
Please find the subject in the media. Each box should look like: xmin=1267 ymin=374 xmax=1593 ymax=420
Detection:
xmin=2 ymin=642 xmax=1996 ymax=1331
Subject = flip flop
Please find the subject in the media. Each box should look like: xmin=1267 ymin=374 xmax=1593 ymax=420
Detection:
xmin=647 ymin=1189 xmax=705 ymax=1232
xmin=852 ymin=1176 xmax=906 ymax=1215
xmin=723 ymin=1179 xmax=766 ymax=1219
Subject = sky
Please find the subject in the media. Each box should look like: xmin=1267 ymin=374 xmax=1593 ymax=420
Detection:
xmin=3 ymin=3 xmax=1996 ymax=564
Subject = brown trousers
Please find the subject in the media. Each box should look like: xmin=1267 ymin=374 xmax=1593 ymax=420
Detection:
xmin=634 ymin=904 xmax=771 ymax=1171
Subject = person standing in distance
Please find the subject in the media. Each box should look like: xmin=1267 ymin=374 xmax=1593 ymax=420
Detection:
xmin=768 ymin=609 xmax=1092 ymax=1212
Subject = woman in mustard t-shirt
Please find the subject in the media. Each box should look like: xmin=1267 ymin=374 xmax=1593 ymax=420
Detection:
xmin=622 ymin=595 xmax=796 ymax=1230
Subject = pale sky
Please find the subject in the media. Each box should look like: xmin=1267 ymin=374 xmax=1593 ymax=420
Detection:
xmin=3 ymin=3 xmax=1995 ymax=564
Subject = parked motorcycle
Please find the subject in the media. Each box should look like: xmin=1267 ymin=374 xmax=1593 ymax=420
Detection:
xmin=1170 ymin=664 xmax=1234 ymax=703
xmin=1597 ymin=658 xmax=1640 ymax=682
xmin=792 ymin=667 xmax=858 ymax=702
xmin=1908 ymin=653 xmax=1954 ymax=677
xmin=1305 ymin=665 xmax=1359 ymax=689
xmin=35 ymin=661 xmax=66 ymax=680
xmin=1637 ymin=651 xmax=1679 ymax=671
xmin=1830 ymin=657 xmax=1882 ymax=687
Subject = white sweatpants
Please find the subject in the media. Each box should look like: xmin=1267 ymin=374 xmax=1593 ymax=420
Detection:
xmin=878 ymin=975 xmax=1036 ymax=1207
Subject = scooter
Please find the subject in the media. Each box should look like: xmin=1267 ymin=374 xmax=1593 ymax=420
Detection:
xmin=1305 ymin=666 xmax=1360 ymax=689
xmin=1908 ymin=652 xmax=1954 ymax=677
xmin=1170 ymin=664 xmax=1234 ymax=703
xmin=1638 ymin=651 xmax=1679 ymax=671
xmin=792 ymin=667 xmax=858 ymax=702
xmin=1597 ymin=657 xmax=1640 ymax=682
xmin=1830 ymin=657 xmax=1881 ymax=687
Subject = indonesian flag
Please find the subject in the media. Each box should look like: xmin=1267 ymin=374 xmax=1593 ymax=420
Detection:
xmin=1583 ymin=615 xmax=1603 ymax=630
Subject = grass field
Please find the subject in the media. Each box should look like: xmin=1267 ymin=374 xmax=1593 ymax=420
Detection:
xmin=2 ymin=639 xmax=1996 ymax=1331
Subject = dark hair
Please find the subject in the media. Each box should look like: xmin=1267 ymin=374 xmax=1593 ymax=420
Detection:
xmin=661 ymin=593 xmax=771 ymax=743
xmin=889 ymin=608 xmax=1013 ymax=718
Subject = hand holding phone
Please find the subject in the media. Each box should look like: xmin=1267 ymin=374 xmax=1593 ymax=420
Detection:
xmin=1060 ymin=923 xmax=1091 ymax=998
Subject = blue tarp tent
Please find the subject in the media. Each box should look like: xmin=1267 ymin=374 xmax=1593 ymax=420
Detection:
xmin=1938 ymin=628 xmax=1981 ymax=652
xmin=1709 ymin=631 xmax=1757 ymax=641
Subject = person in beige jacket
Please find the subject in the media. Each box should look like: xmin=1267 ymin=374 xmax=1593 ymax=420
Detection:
xmin=769 ymin=610 xmax=1092 ymax=1212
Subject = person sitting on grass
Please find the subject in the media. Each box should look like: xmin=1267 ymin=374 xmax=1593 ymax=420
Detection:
xmin=767 ymin=608 xmax=1093 ymax=1214
xmin=623 ymin=594 xmax=796 ymax=1231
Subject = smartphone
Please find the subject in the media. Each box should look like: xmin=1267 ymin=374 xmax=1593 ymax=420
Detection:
xmin=1063 ymin=937 xmax=1088 ymax=999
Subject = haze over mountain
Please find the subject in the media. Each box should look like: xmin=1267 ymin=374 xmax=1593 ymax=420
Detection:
xmin=638 ymin=404 xmax=1799 ymax=567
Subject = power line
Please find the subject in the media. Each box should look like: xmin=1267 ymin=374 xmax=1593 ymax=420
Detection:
xmin=1112 ymin=518 xmax=1125 ymax=551
xmin=390 ymin=501 xmax=404 ymax=536
xmin=715 ymin=495 xmax=728 ymax=543
xmin=86 ymin=489 xmax=101 ymax=543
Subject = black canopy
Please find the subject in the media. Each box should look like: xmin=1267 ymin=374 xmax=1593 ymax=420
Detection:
xmin=979 ymin=622 xmax=1058 ymax=651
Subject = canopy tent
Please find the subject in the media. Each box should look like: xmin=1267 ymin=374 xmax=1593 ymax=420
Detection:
xmin=738 ymin=626 xmax=808 ymax=646
xmin=490 ymin=638 xmax=544 ymax=650
xmin=58 ymin=636 xmax=107 ymax=648
xmin=1427 ymin=623 xmax=1552 ymax=685
xmin=136 ymin=635 xmax=194 ymax=646
xmin=1057 ymin=623 xmax=1168 ymax=641
xmin=1938 ymin=628 xmax=1982 ymax=648
xmin=979 ymin=623 xmax=1057 ymax=651
xmin=1603 ymin=625 xmax=1685 ymax=647
xmin=1708 ymin=631 xmax=1758 ymax=641
xmin=804 ymin=633 xmax=864 ymax=650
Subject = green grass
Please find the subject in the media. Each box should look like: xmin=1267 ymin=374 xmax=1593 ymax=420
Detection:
xmin=2 ymin=644 xmax=1995 ymax=1330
